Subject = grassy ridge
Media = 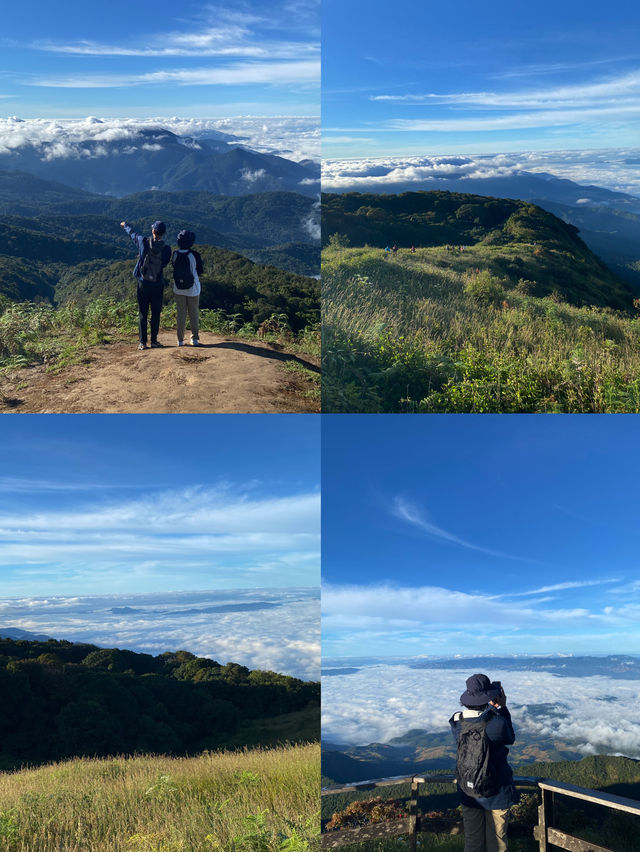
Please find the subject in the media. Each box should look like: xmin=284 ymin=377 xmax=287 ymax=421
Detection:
xmin=0 ymin=743 xmax=319 ymax=852
xmin=323 ymin=246 xmax=640 ymax=413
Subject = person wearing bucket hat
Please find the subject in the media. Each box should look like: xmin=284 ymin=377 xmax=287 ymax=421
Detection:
xmin=120 ymin=219 xmax=171 ymax=350
xmin=449 ymin=674 xmax=517 ymax=852
xmin=170 ymin=229 xmax=203 ymax=347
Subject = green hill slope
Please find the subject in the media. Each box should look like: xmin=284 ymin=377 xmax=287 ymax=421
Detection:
xmin=323 ymin=192 xmax=640 ymax=413
xmin=322 ymin=191 xmax=634 ymax=309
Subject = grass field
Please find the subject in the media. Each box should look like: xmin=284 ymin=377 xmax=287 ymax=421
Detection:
xmin=322 ymin=245 xmax=640 ymax=413
xmin=0 ymin=743 xmax=319 ymax=852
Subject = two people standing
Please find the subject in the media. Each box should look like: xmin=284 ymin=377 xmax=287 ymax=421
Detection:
xmin=120 ymin=220 xmax=202 ymax=350
xmin=450 ymin=674 xmax=517 ymax=852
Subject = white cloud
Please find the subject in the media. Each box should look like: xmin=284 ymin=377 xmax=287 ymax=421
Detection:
xmin=322 ymin=583 xmax=594 ymax=636
xmin=322 ymin=663 xmax=640 ymax=756
xmin=302 ymin=199 xmax=320 ymax=240
xmin=240 ymin=167 xmax=267 ymax=183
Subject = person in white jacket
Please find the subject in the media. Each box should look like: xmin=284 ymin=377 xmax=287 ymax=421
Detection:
xmin=171 ymin=229 xmax=202 ymax=346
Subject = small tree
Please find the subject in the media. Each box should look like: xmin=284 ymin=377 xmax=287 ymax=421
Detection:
xmin=327 ymin=233 xmax=351 ymax=249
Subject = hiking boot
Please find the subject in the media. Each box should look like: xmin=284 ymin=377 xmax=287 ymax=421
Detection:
xmin=191 ymin=338 xmax=200 ymax=347
xmin=150 ymin=340 xmax=163 ymax=348
xmin=177 ymin=340 xmax=184 ymax=347
xmin=138 ymin=342 xmax=147 ymax=350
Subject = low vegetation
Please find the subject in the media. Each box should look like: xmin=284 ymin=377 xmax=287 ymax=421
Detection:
xmin=0 ymin=743 xmax=320 ymax=852
xmin=0 ymin=294 xmax=320 ymax=377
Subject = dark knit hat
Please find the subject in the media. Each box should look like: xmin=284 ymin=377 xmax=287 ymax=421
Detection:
xmin=152 ymin=220 xmax=166 ymax=236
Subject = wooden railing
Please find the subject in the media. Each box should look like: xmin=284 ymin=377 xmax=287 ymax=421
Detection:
xmin=321 ymin=774 xmax=640 ymax=851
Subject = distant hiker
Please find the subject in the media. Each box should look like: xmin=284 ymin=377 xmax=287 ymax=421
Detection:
xmin=450 ymin=674 xmax=517 ymax=852
xmin=384 ymin=245 xmax=392 ymax=253
xmin=171 ymin=230 xmax=203 ymax=347
xmin=410 ymin=245 xmax=416 ymax=253
xmin=392 ymin=244 xmax=398 ymax=254
xmin=120 ymin=220 xmax=171 ymax=350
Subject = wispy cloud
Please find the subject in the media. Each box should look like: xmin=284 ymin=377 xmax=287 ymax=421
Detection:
xmin=501 ymin=579 xmax=621 ymax=598
xmin=379 ymin=105 xmax=640 ymax=133
xmin=371 ymin=70 xmax=640 ymax=109
xmin=30 ymin=4 xmax=318 ymax=60
xmin=0 ymin=487 xmax=320 ymax=594
xmin=27 ymin=60 xmax=320 ymax=89
xmin=392 ymin=496 xmax=524 ymax=560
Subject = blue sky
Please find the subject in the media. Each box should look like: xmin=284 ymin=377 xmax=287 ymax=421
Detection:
xmin=322 ymin=0 xmax=640 ymax=158
xmin=0 ymin=414 xmax=319 ymax=597
xmin=0 ymin=0 xmax=319 ymax=118
xmin=322 ymin=415 xmax=640 ymax=658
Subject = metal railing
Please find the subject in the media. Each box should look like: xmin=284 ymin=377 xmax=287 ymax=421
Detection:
xmin=321 ymin=773 xmax=640 ymax=851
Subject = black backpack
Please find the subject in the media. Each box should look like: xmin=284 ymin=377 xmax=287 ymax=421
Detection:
xmin=190 ymin=249 xmax=204 ymax=276
xmin=172 ymin=250 xmax=195 ymax=289
xmin=141 ymin=239 xmax=165 ymax=283
xmin=455 ymin=714 xmax=497 ymax=798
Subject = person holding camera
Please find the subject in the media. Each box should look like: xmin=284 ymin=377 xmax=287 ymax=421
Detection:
xmin=449 ymin=674 xmax=518 ymax=852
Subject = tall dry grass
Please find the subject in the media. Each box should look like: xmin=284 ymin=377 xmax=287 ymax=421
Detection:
xmin=0 ymin=743 xmax=319 ymax=852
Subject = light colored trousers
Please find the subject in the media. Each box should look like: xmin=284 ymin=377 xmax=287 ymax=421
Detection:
xmin=174 ymin=293 xmax=200 ymax=342
xmin=461 ymin=806 xmax=509 ymax=852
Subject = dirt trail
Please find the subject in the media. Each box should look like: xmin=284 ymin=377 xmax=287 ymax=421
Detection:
xmin=0 ymin=330 xmax=320 ymax=413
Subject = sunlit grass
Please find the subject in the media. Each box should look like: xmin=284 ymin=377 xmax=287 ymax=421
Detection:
xmin=322 ymin=246 xmax=640 ymax=413
xmin=0 ymin=743 xmax=319 ymax=852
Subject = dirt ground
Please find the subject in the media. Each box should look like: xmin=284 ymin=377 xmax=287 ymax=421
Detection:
xmin=0 ymin=330 xmax=320 ymax=414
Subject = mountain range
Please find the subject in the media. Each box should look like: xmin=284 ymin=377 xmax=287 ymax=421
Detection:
xmin=0 ymin=128 xmax=320 ymax=198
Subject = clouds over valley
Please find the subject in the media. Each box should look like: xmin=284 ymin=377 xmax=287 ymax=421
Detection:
xmin=322 ymin=148 xmax=640 ymax=199
xmin=0 ymin=588 xmax=319 ymax=681
xmin=0 ymin=116 xmax=320 ymax=164
xmin=322 ymin=661 xmax=640 ymax=760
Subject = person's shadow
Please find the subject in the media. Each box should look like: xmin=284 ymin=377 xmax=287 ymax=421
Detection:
xmin=210 ymin=341 xmax=320 ymax=373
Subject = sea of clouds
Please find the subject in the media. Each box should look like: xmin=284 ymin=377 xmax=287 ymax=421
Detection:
xmin=322 ymin=149 xmax=640 ymax=198
xmin=0 ymin=587 xmax=319 ymax=681
xmin=0 ymin=116 xmax=320 ymax=164
xmin=322 ymin=662 xmax=640 ymax=758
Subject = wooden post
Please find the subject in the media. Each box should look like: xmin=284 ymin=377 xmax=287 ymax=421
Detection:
xmin=534 ymin=792 xmax=549 ymax=852
xmin=408 ymin=778 xmax=419 ymax=852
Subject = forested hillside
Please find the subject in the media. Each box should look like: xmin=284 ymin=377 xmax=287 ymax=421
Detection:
xmin=0 ymin=637 xmax=319 ymax=771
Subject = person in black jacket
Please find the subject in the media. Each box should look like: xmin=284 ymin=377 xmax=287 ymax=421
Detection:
xmin=449 ymin=674 xmax=518 ymax=852
xmin=120 ymin=219 xmax=172 ymax=350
